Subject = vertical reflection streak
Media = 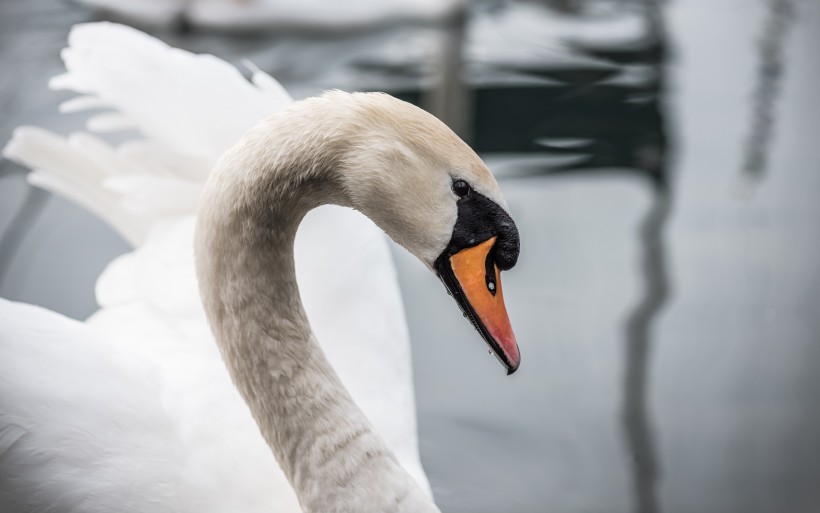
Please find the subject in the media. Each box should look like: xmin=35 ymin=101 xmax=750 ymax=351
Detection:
xmin=423 ymin=7 xmax=471 ymax=142
xmin=742 ymin=0 xmax=794 ymax=182
xmin=622 ymin=1 xmax=671 ymax=512
xmin=622 ymin=189 xmax=671 ymax=513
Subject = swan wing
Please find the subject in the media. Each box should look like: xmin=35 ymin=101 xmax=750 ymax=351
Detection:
xmin=50 ymin=22 xmax=291 ymax=164
xmin=3 ymin=22 xmax=290 ymax=246
xmin=0 ymin=298 xmax=201 ymax=513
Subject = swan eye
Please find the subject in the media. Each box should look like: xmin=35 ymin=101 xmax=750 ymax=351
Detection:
xmin=452 ymin=179 xmax=470 ymax=197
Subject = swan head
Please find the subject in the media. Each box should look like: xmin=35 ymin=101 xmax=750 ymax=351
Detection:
xmin=318 ymin=92 xmax=522 ymax=373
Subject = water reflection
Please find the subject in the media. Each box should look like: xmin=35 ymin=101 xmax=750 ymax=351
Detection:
xmin=741 ymin=0 xmax=794 ymax=184
xmin=622 ymin=189 xmax=670 ymax=513
xmin=619 ymin=4 xmax=669 ymax=513
xmin=422 ymin=8 xmax=472 ymax=140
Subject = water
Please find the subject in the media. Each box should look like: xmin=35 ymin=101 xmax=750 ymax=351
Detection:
xmin=1 ymin=1 xmax=819 ymax=512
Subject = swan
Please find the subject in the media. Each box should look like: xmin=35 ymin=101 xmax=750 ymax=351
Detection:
xmin=1 ymin=23 xmax=521 ymax=512
xmin=192 ymin=89 xmax=521 ymax=511
xmin=3 ymin=22 xmax=422 ymax=513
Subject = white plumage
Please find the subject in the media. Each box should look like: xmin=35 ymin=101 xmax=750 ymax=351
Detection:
xmin=1 ymin=22 xmax=430 ymax=513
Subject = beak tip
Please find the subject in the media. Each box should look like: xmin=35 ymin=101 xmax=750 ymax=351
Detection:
xmin=505 ymin=354 xmax=520 ymax=375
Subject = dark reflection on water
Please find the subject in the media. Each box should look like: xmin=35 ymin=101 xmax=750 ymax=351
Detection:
xmin=622 ymin=189 xmax=670 ymax=513
xmin=742 ymin=0 xmax=794 ymax=183
xmin=619 ymin=4 xmax=669 ymax=513
xmin=422 ymin=8 xmax=472 ymax=141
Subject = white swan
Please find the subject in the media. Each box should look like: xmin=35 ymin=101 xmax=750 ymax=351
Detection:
xmin=0 ymin=23 xmax=522 ymax=513
xmin=1 ymin=23 xmax=426 ymax=513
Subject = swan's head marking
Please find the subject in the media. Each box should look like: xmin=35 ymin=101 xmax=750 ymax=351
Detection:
xmin=433 ymin=178 xmax=520 ymax=374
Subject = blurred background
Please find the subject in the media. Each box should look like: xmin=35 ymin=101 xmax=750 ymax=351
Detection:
xmin=1 ymin=0 xmax=819 ymax=512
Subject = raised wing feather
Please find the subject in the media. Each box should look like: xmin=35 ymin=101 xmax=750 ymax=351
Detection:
xmin=4 ymin=22 xmax=291 ymax=245
xmin=54 ymin=22 xmax=291 ymax=162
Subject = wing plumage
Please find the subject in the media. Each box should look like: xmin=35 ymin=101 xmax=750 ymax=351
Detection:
xmin=4 ymin=22 xmax=291 ymax=245
xmin=0 ymin=299 xmax=204 ymax=513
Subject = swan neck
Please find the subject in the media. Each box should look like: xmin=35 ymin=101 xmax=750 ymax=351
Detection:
xmin=194 ymin=122 xmax=437 ymax=512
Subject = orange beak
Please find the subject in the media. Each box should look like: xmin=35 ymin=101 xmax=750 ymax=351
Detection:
xmin=439 ymin=236 xmax=520 ymax=374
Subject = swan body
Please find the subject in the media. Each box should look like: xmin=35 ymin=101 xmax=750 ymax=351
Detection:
xmin=0 ymin=208 xmax=420 ymax=513
xmin=1 ymin=23 xmax=432 ymax=512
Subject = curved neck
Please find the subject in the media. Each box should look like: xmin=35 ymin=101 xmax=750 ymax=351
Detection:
xmin=194 ymin=118 xmax=438 ymax=513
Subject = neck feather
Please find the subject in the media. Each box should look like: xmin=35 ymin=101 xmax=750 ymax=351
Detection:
xmin=194 ymin=111 xmax=438 ymax=513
